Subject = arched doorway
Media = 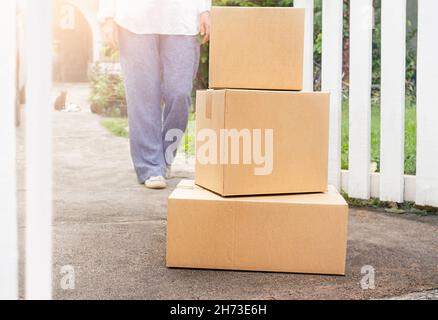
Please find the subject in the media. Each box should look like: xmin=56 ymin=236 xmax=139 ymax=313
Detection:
xmin=53 ymin=1 xmax=93 ymax=82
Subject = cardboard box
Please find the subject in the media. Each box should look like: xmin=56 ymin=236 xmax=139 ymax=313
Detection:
xmin=195 ymin=89 xmax=330 ymax=196
xmin=209 ymin=7 xmax=305 ymax=90
xmin=166 ymin=180 xmax=349 ymax=275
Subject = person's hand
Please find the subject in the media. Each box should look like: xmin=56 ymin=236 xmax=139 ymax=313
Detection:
xmin=199 ymin=11 xmax=211 ymax=44
xmin=102 ymin=18 xmax=118 ymax=49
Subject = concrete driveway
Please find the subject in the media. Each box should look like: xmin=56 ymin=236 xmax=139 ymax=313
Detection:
xmin=16 ymin=83 xmax=438 ymax=300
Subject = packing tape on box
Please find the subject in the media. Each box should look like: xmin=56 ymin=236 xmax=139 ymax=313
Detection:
xmin=205 ymin=91 xmax=213 ymax=120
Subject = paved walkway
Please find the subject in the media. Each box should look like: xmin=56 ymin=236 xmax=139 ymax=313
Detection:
xmin=385 ymin=289 xmax=438 ymax=300
xmin=16 ymin=83 xmax=437 ymax=300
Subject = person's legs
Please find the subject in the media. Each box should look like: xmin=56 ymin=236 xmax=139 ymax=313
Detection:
xmin=118 ymin=28 xmax=166 ymax=183
xmin=160 ymin=35 xmax=200 ymax=166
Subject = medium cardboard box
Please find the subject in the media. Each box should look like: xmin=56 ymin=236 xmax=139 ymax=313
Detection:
xmin=195 ymin=89 xmax=330 ymax=197
xmin=209 ymin=7 xmax=305 ymax=90
xmin=166 ymin=180 xmax=349 ymax=275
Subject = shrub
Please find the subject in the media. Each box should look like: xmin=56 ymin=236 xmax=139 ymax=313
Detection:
xmin=89 ymin=62 xmax=127 ymax=117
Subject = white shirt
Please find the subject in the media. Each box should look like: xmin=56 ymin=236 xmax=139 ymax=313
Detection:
xmin=98 ymin=0 xmax=212 ymax=35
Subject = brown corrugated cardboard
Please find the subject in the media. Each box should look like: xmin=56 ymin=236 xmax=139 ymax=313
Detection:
xmin=195 ymin=89 xmax=330 ymax=196
xmin=166 ymin=180 xmax=349 ymax=275
xmin=209 ymin=7 xmax=305 ymax=90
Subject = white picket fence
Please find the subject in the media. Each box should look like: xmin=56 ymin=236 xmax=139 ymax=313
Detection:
xmin=0 ymin=0 xmax=52 ymax=300
xmin=296 ymin=0 xmax=438 ymax=206
xmin=0 ymin=0 xmax=437 ymax=300
xmin=0 ymin=0 xmax=18 ymax=301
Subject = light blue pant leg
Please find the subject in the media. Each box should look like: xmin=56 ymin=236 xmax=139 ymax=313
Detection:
xmin=160 ymin=35 xmax=200 ymax=166
xmin=119 ymin=29 xmax=165 ymax=183
xmin=118 ymin=28 xmax=200 ymax=183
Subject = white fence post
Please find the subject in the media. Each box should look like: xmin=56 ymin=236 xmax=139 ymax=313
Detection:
xmin=294 ymin=0 xmax=314 ymax=91
xmin=416 ymin=0 xmax=438 ymax=207
xmin=380 ymin=0 xmax=406 ymax=203
xmin=322 ymin=0 xmax=344 ymax=190
xmin=348 ymin=0 xmax=373 ymax=199
xmin=0 ymin=0 xmax=18 ymax=300
xmin=25 ymin=0 xmax=53 ymax=300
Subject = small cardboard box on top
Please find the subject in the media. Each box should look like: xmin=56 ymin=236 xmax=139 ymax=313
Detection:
xmin=195 ymin=89 xmax=330 ymax=197
xmin=209 ymin=7 xmax=305 ymax=91
xmin=166 ymin=180 xmax=349 ymax=275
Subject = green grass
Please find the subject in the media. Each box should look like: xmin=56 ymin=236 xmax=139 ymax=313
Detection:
xmin=101 ymin=118 xmax=129 ymax=138
xmin=182 ymin=113 xmax=196 ymax=155
xmin=342 ymin=191 xmax=437 ymax=216
xmin=404 ymin=102 xmax=417 ymax=175
xmin=101 ymin=113 xmax=196 ymax=156
xmin=341 ymin=99 xmax=417 ymax=175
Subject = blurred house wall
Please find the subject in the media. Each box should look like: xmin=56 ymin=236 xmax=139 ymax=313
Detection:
xmin=53 ymin=0 xmax=102 ymax=82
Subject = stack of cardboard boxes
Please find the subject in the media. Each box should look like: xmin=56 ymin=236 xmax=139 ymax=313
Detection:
xmin=166 ymin=7 xmax=349 ymax=275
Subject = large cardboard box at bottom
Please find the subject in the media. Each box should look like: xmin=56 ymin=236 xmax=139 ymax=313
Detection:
xmin=166 ymin=181 xmax=349 ymax=275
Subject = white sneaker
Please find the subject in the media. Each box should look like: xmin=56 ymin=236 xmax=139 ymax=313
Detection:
xmin=145 ymin=176 xmax=167 ymax=189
